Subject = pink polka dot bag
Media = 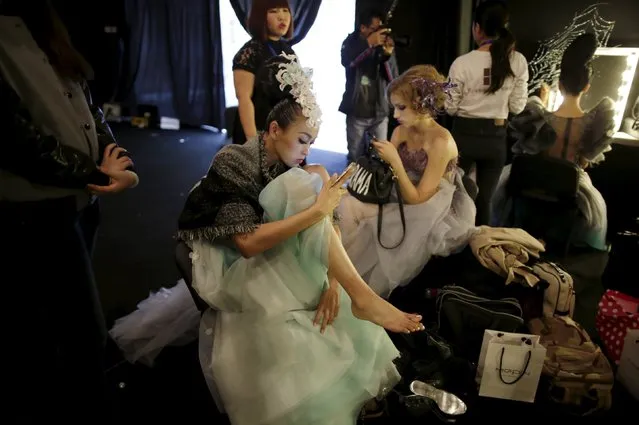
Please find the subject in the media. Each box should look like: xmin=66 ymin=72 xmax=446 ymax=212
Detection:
xmin=595 ymin=289 xmax=639 ymax=364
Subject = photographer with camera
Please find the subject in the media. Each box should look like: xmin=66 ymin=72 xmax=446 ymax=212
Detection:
xmin=339 ymin=9 xmax=399 ymax=162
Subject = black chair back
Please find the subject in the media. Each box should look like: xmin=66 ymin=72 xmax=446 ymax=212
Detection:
xmin=508 ymin=154 xmax=579 ymax=203
xmin=506 ymin=154 xmax=580 ymax=257
xmin=175 ymin=240 xmax=209 ymax=312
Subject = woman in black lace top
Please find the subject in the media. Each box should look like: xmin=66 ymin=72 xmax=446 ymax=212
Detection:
xmin=232 ymin=0 xmax=297 ymax=144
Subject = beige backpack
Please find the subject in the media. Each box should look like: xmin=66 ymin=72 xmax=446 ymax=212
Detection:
xmin=528 ymin=315 xmax=614 ymax=415
xmin=532 ymin=262 xmax=575 ymax=318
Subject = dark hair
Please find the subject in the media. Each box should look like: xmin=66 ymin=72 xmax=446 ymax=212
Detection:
xmin=265 ymin=98 xmax=303 ymax=130
xmin=559 ymin=33 xmax=597 ymax=96
xmin=4 ymin=0 xmax=93 ymax=82
xmin=474 ymin=0 xmax=514 ymax=94
xmin=358 ymin=8 xmax=384 ymax=28
xmin=247 ymin=0 xmax=294 ymax=41
xmin=259 ymin=55 xmax=304 ymax=130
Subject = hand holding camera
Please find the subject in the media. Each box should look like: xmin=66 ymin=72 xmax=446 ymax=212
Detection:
xmin=367 ymin=28 xmax=390 ymax=48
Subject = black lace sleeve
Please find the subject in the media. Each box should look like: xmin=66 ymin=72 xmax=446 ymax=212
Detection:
xmin=580 ymin=97 xmax=616 ymax=163
xmin=508 ymin=97 xmax=556 ymax=155
xmin=0 ymin=72 xmax=109 ymax=188
xmin=232 ymin=39 xmax=266 ymax=74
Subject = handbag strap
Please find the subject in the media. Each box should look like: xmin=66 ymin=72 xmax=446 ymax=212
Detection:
xmin=376 ymin=181 xmax=406 ymax=249
xmin=498 ymin=346 xmax=532 ymax=385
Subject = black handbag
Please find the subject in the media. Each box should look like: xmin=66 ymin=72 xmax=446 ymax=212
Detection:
xmin=346 ymin=134 xmax=406 ymax=249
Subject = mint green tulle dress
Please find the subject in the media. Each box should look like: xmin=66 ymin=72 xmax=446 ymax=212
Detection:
xmin=189 ymin=168 xmax=401 ymax=425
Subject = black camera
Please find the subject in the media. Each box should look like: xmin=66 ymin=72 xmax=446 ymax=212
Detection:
xmin=383 ymin=28 xmax=411 ymax=48
xmin=378 ymin=0 xmax=410 ymax=48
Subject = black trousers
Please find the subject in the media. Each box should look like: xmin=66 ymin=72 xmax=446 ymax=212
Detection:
xmin=1 ymin=197 xmax=107 ymax=424
xmin=452 ymin=117 xmax=507 ymax=226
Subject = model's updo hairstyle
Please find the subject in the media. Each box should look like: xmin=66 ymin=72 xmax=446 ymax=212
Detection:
xmin=258 ymin=55 xmax=304 ymax=131
xmin=559 ymin=33 xmax=597 ymax=96
xmin=387 ymin=65 xmax=448 ymax=116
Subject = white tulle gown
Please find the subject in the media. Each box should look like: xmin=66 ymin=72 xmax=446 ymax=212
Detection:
xmin=113 ymin=168 xmax=401 ymax=425
xmin=339 ymin=142 xmax=477 ymax=298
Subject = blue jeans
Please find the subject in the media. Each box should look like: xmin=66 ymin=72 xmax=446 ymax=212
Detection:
xmin=346 ymin=116 xmax=388 ymax=161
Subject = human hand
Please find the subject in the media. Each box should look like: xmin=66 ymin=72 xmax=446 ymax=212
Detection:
xmin=383 ymin=36 xmax=394 ymax=55
xmin=367 ymin=28 xmax=390 ymax=47
xmin=539 ymin=82 xmax=550 ymax=107
xmin=313 ymin=168 xmax=355 ymax=216
xmin=87 ymin=168 xmax=139 ymax=195
xmin=372 ymin=140 xmax=400 ymax=168
xmin=314 ymin=283 xmax=340 ymax=333
xmin=100 ymin=143 xmax=133 ymax=173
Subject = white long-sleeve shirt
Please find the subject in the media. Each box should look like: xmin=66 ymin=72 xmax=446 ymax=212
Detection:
xmin=446 ymin=50 xmax=529 ymax=119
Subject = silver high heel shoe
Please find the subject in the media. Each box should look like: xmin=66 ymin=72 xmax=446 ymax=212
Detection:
xmin=409 ymin=380 xmax=467 ymax=416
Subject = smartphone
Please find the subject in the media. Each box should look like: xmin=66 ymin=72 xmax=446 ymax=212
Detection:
xmin=332 ymin=163 xmax=356 ymax=187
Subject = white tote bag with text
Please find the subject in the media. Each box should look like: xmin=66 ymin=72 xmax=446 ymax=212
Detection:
xmin=476 ymin=330 xmax=546 ymax=403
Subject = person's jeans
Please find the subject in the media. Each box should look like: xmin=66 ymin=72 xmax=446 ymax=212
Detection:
xmin=346 ymin=116 xmax=388 ymax=161
xmin=452 ymin=117 xmax=507 ymax=226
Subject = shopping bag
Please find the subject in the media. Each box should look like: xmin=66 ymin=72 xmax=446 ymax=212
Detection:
xmin=617 ymin=328 xmax=639 ymax=400
xmin=476 ymin=330 xmax=546 ymax=403
xmin=595 ymin=289 xmax=639 ymax=363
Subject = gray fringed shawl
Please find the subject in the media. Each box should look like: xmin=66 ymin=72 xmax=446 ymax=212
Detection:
xmin=177 ymin=136 xmax=288 ymax=241
xmin=509 ymin=96 xmax=616 ymax=164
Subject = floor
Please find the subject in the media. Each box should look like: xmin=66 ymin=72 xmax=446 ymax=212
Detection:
xmin=99 ymin=124 xmax=347 ymax=424
xmin=96 ymin=124 xmax=348 ymax=328
xmin=98 ymin=124 xmax=637 ymax=424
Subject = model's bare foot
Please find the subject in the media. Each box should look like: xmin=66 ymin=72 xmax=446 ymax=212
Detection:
xmin=352 ymin=294 xmax=424 ymax=333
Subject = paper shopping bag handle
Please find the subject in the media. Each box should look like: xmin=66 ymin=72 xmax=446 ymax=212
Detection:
xmin=498 ymin=347 xmax=532 ymax=385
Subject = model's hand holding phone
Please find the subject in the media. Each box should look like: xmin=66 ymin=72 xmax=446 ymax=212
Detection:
xmin=332 ymin=162 xmax=356 ymax=187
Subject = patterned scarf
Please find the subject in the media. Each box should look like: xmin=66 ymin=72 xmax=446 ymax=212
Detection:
xmin=177 ymin=135 xmax=288 ymax=242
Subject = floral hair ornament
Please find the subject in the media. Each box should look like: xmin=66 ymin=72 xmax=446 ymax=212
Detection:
xmin=410 ymin=78 xmax=457 ymax=115
xmin=275 ymin=53 xmax=322 ymax=128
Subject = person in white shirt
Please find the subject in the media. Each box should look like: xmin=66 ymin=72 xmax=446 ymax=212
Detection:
xmin=446 ymin=0 xmax=528 ymax=225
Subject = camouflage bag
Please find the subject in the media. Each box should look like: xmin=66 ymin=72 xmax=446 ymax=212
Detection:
xmin=528 ymin=315 xmax=614 ymax=415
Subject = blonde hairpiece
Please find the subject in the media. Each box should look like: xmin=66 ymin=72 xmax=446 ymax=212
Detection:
xmin=275 ymin=53 xmax=322 ymax=128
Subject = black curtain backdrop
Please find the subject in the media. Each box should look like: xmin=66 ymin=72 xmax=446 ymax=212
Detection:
xmin=355 ymin=0 xmax=461 ymax=134
xmin=118 ymin=0 xmax=225 ymax=128
xmin=229 ymin=0 xmax=322 ymax=45
xmin=52 ymin=0 xmax=126 ymax=107
xmin=354 ymin=0 xmax=460 ymax=76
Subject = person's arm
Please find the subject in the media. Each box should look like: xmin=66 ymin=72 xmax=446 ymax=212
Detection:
xmin=82 ymin=82 xmax=135 ymax=172
xmin=381 ymin=51 xmax=399 ymax=83
xmin=342 ymin=31 xmax=388 ymax=69
xmin=233 ymin=161 xmax=352 ymax=256
xmin=0 ymin=73 xmax=109 ymax=188
xmin=445 ymin=58 xmax=463 ymax=116
xmin=389 ymin=128 xmax=449 ymax=205
xmin=232 ymin=41 xmax=263 ymax=140
xmin=233 ymin=205 xmax=326 ymax=258
xmin=233 ymin=70 xmax=257 ymax=140
xmin=580 ymin=97 xmax=616 ymax=164
xmin=234 ymin=165 xmax=350 ymax=259
xmin=508 ymin=53 xmax=530 ymax=115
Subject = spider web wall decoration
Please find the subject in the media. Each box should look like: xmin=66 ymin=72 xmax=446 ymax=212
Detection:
xmin=527 ymin=3 xmax=616 ymax=94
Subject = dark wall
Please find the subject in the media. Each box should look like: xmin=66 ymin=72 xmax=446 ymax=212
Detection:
xmin=505 ymin=0 xmax=639 ymax=60
xmin=53 ymin=0 xmax=127 ymax=106
xmin=505 ymin=0 xmax=639 ymax=121
xmin=355 ymin=0 xmax=460 ymax=74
